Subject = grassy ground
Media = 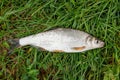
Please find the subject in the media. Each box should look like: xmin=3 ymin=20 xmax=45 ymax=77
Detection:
xmin=0 ymin=0 xmax=120 ymax=80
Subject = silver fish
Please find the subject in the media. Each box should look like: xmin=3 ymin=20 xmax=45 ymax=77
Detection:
xmin=8 ymin=28 xmax=104 ymax=53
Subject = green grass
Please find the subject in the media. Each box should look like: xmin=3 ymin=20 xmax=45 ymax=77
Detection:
xmin=0 ymin=0 xmax=120 ymax=80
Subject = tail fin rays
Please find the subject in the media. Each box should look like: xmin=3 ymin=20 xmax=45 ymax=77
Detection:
xmin=8 ymin=39 xmax=20 ymax=54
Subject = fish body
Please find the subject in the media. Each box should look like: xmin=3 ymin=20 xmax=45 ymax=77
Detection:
xmin=9 ymin=28 xmax=104 ymax=53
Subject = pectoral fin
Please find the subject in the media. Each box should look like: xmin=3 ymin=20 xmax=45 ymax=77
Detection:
xmin=72 ymin=46 xmax=86 ymax=50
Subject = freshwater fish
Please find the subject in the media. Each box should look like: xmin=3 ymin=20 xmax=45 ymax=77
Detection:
xmin=8 ymin=28 xmax=104 ymax=53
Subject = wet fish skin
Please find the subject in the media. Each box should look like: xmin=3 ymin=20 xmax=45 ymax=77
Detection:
xmin=9 ymin=28 xmax=105 ymax=53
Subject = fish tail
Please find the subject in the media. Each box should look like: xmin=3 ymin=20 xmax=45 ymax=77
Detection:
xmin=8 ymin=39 xmax=20 ymax=54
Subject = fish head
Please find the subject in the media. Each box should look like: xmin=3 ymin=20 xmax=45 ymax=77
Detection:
xmin=86 ymin=36 xmax=104 ymax=49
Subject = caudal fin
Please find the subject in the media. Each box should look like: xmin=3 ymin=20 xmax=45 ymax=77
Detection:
xmin=8 ymin=39 xmax=20 ymax=54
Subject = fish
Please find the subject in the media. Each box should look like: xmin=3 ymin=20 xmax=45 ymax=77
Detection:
xmin=8 ymin=28 xmax=104 ymax=53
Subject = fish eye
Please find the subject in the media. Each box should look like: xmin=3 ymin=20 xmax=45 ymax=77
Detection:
xmin=95 ymin=40 xmax=99 ymax=44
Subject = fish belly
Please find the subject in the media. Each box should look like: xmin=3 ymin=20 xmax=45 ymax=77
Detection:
xmin=34 ymin=33 xmax=86 ymax=52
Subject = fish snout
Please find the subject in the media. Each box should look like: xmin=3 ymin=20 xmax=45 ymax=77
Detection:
xmin=100 ymin=41 xmax=105 ymax=47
